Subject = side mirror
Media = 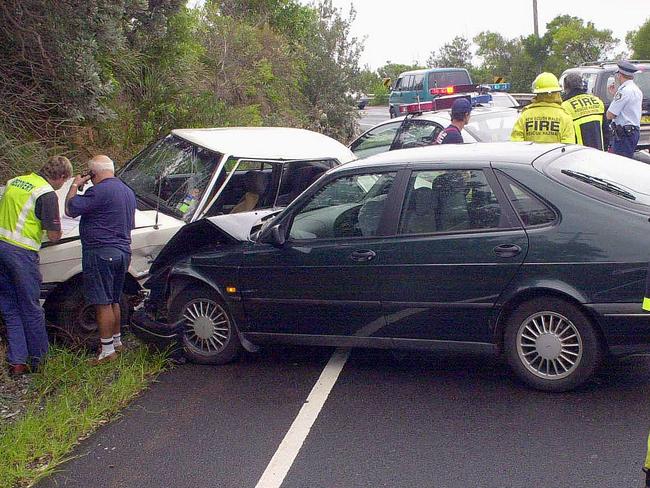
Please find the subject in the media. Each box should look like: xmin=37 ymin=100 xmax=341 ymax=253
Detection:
xmin=264 ymin=224 xmax=285 ymax=247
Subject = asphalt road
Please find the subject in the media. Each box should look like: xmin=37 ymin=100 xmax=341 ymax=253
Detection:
xmin=358 ymin=105 xmax=390 ymax=132
xmin=38 ymin=345 xmax=650 ymax=488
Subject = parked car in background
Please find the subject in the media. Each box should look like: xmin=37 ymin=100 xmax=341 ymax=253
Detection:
xmin=560 ymin=60 xmax=650 ymax=149
xmin=132 ymin=141 xmax=650 ymax=392
xmin=349 ymin=106 xmax=519 ymax=159
xmin=23 ymin=128 xmax=354 ymax=346
xmin=388 ymin=68 xmax=472 ymax=118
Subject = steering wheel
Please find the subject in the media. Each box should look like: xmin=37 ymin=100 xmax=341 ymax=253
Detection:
xmin=332 ymin=206 xmax=362 ymax=237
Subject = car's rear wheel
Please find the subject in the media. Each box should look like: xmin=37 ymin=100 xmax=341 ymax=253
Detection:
xmin=170 ymin=286 xmax=241 ymax=365
xmin=389 ymin=106 xmax=397 ymax=118
xmin=503 ymin=297 xmax=602 ymax=392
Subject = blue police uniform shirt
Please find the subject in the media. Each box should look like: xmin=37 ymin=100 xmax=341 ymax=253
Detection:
xmin=608 ymin=79 xmax=643 ymax=128
xmin=67 ymin=177 xmax=136 ymax=254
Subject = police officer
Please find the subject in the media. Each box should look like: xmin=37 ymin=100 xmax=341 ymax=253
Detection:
xmin=511 ymin=72 xmax=575 ymax=143
xmin=561 ymin=72 xmax=606 ymax=150
xmin=607 ymin=60 xmax=643 ymax=158
xmin=0 ymin=156 xmax=72 ymax=374
xmin=434 ymin=98 xmax=472 ymax=144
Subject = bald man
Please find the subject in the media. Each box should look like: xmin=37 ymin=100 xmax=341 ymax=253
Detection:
xmin=65 ymin=155 xmax=136 ymax=364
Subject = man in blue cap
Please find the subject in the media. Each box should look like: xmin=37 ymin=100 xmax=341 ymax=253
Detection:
xmin=606 ymin=60 xmax=643 ymax=158
xmin=434 ymin=98 xmax=472 ymax=144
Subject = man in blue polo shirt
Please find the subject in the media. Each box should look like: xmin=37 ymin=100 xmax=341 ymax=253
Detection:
xmin=434 ymin=98 xmax=472 ymax=144
xmin=65 ymin=155 xmax=136 ymax=365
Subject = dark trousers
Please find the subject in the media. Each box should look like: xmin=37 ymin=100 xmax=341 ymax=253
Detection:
xmin=610 ymin=129 xmax=640 ymax=159
xmin=0 ymin=239 xmax=48 ymax=366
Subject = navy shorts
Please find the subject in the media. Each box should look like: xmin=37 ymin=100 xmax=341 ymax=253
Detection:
xmin=82 ymin=247 xmax=130 ymax=305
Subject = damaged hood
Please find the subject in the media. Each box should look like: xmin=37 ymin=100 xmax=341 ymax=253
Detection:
xmin=150 ymin=209 xmax=280 ymax=274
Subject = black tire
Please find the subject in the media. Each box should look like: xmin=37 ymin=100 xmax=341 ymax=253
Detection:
xmin=389 ymin=106 xmax=397 ymax=119
xmin=503 ymin=297 xmax=603 ymax=392
xmin=170 ymin=285 xmax=241 ymax=365
xmin=53 ymin=282 xmax=131 ymax=350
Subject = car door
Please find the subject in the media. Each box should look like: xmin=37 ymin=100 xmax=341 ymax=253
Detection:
xmin=239 ymin=169 xmax=400 ymax=337
xmin=349 ymin=120 xmax=403 ymax=159
xmin=390 ymin=119 xmax=444 ymax=150
xmin=377 ymin=164 xmax=528 ymax=343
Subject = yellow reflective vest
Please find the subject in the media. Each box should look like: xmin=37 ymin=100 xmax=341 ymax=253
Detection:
xmin=0 ymin=173 xmax=53 ymax=251
xmin=562 ymin=93 xmax=605 ymax=150
xmin=511 ymin=101 xmax=575 ymax=144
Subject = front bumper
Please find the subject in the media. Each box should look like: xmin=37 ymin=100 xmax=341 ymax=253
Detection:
xmin=131 ymin=309 xmax=183 ymax=350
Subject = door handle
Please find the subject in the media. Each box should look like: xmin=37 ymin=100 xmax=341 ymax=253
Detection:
xmin=493 ymin=244 xmax=522 ymax=258
xmin=349 ymin=250 xmax=376 ymax=262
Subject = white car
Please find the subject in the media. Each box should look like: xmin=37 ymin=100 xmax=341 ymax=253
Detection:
xmin=349 ymin=106 xmax=520 ymax=159
xmin=32 ymin=127 xmax=355 ymax=344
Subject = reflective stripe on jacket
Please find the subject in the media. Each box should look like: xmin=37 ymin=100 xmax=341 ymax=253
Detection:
xmin=0 ymin=173 xmax=53 ymax=251
xmin=562 ymin=93 xmax=605 ymax=150
xmin=511 ymin=101 xmax=575 ymax=143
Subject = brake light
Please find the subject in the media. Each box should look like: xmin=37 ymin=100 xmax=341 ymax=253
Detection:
xmin=430 ymin=86 xmax=455 ymax=95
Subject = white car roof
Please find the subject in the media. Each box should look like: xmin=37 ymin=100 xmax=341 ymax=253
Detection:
xmin=172 ymin=127 xmax=355 ymax=163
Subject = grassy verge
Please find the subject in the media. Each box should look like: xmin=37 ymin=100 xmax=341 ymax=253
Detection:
xmin=0 ymin=344 xmax=167 ymax=488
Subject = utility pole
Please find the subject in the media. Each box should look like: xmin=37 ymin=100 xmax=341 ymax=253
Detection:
xmin=533 ymin=0 xmax=539 ymax=37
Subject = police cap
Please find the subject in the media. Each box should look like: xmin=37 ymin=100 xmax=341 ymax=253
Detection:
xmin=615 ymin=60 xmax=639 ymax=77
xmin=451 ymin=98 xmax=472 ymax=117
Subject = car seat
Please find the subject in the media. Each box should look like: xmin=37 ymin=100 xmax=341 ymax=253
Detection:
xmin=230 ymin=170 xmax=270 ymax=214
xmin=401 ymin=187 xmax=436 ymax=234
xmin=432 ymin=172 xmax=469 ymax=231
xmin=276 ymin=166 xmax=326 ymax=206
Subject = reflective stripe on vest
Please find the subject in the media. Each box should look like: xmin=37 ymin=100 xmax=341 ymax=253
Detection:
xmin=562 ymin=94 xmax=605 ymax=150
xmin=0 ymin=173 xmax=53 ymax=251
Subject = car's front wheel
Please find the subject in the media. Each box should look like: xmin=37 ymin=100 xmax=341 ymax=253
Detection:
xmin=503 ymin=297 xmax=603 ymax=392
xmin=170 ymin=286 xmax=241 ymax=365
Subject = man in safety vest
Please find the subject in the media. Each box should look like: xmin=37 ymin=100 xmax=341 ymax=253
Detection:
xmin=561 ymin=72 xmax=606 ymax=150
xmin=0 ymin=156 xmax=73 ymax=375
xmin=644 ymin=431 xmax=650 ymax=487
xmin=511 ymin=72 xmax=575 ymax=143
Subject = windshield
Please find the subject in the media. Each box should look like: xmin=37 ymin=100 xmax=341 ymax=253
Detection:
xmin=119 ymin=134 xmax=222 ymax=221
xmin=547 ymin=150 xmax=650 ymax=206
xmin=465 ymin=111 xmax=519 ymax=142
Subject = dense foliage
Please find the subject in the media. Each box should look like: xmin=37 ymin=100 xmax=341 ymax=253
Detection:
xmin=0 ymin=0 xmax=363 ymax=181
xmin=627 ymin=17 xmax=650 ymax=59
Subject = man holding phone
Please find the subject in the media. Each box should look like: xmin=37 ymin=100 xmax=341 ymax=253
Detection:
xmin=65 ymin=155 xmax=136 ymax=364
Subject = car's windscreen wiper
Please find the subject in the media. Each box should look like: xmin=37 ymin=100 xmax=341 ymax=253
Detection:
xmin=561 ymin=170 xmax=637 ymax=201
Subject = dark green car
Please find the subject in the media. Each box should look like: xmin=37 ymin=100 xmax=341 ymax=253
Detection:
xmin=132 ymin=142 xmax=650 ymax=391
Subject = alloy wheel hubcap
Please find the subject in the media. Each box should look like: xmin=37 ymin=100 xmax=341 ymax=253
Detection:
xmin=516 ymin=311 xmax=582 ymax=380
xmin=182 ymin=299 xmax=230 ymax=354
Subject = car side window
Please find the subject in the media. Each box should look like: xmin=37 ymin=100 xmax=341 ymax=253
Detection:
xmin=403 ymin=75 xmax=415 ymax=91
xmin=392 ymin=120 xmax=442 ymax=150
xmin=398 ymin=169 xmax=503 ymax=234
xmin=289 ymin=172 xmax=396 ymax=240
xmin=499 ymin=175 xmax=557 ymax=227
xmin=350 ymin=121 xmax=402 ymax=159
xmin=413 ymin=74 xmax=425 ymax=91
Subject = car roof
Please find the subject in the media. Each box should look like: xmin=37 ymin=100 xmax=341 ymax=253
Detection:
xmin=380 ymin=105 xmax=518 ymax=125
xmin=400 ymin=68 xmax=469 ymax=76
xmin=172 ymin=127 xmax=355 ymax=163
xmin=338 ymin=142 xmax=564 ymax=170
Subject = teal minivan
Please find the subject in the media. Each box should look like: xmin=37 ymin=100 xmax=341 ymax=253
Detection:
xmin=388 ymin=68 xmax=473 ymax=118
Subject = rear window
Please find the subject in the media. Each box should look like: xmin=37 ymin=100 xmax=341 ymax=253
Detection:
xmin=428 ymin=70 xmax=471 ymax=88
xmin=464 ymin=110 xmax=519 ymax=142
xmin=546 ymin=150 xmax=650 ymax=207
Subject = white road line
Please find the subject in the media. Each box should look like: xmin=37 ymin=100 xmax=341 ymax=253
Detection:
xmin=255 ymin=347 xmax=351 ymax=488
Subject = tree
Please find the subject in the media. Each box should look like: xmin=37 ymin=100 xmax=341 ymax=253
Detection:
xmin=377 ymin=62 xmax=423 ymax=83
xmin=545 ymin=15 xmax=617 ymax=73
xmin=627 ymin=17 xmax=650 ymax=59
xmin=426 ymin=36 xmax=473 ymax=69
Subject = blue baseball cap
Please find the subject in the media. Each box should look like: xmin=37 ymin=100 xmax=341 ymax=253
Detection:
xmin=616 ymin=60 xmax=639 ymax=77
xmin=451 ymin=98 xmax=472 ymax=116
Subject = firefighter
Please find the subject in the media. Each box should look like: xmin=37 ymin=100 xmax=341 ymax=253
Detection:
xmin=607 ymin=60 xmax=643 ymax=159
xmin=0 ymin=156 xmax=72 ymax=374
xmin=644 ymin=431 xmax=650 ymax=487
xmin=434 ymin=98 xmax=472 ymax=144
xmin=561 ymin=72 xmax=606 ymax=150
xmin=511 ymin=72 xmax=575 ymax=143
